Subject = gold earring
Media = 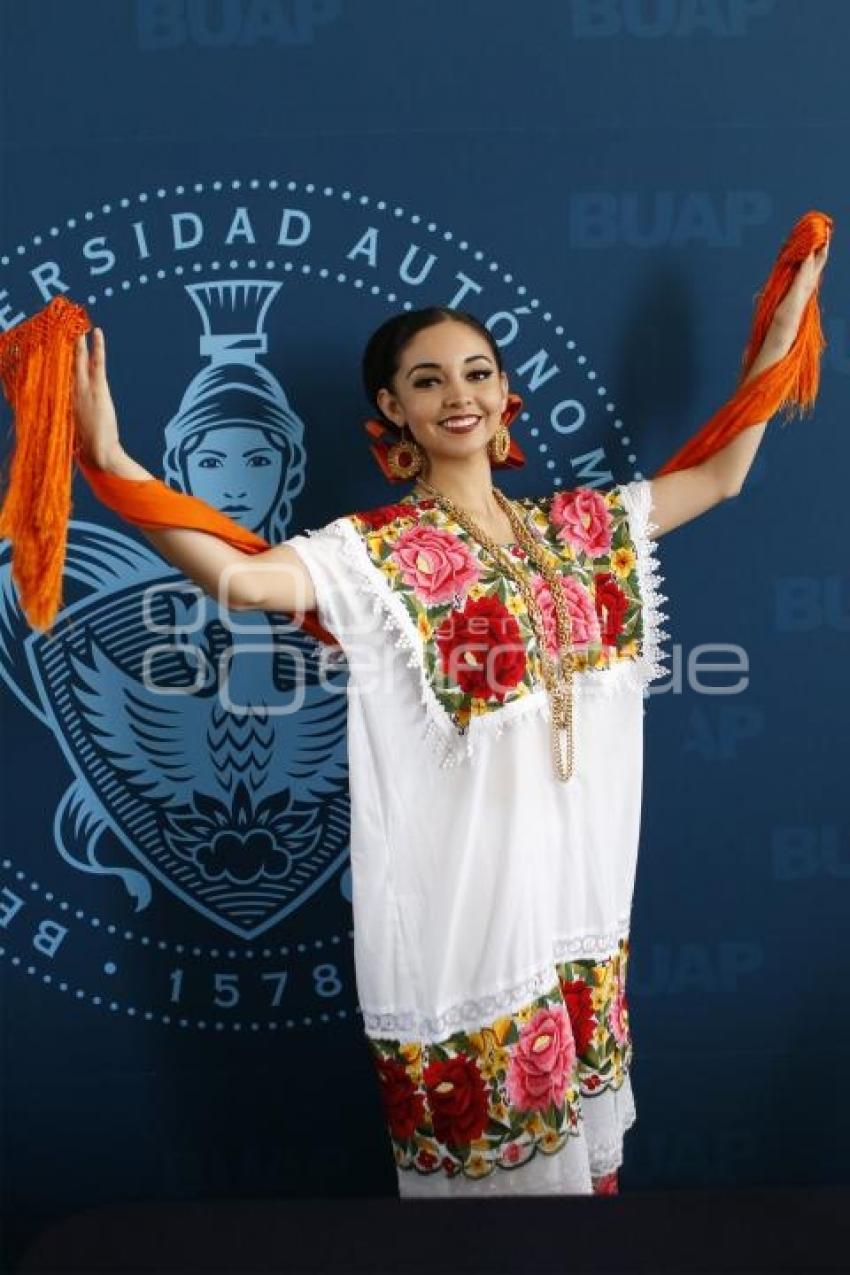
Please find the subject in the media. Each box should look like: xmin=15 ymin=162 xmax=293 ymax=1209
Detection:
xmin=386 ymin=424 xmax=425 ymax=479
xmin=487 ymin=423 xmax=511 ymax=464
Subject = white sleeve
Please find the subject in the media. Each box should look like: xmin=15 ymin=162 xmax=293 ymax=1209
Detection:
xmin=285 ymin=518 xmax=371 ymax=652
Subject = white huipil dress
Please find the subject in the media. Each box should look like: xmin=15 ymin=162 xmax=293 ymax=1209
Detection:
xmin=287 ymin=477 xmax=668 ymax=1198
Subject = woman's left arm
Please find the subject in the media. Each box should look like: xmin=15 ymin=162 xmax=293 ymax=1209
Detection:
xmin=647 ymin=242 xmax=830 ymax=538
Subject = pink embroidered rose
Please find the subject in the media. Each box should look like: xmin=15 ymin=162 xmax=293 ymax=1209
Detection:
xmin=550 ymin=488 xmax=613 ymax=557
xmin=608 ymin=984 xmax=630 ymax=1048
xmin=505 ymin=1003 xmax=576 ymax=1113
xmin=530 ymin=574 xmax=602 ymax=657
xmin=392 ymin=525 xmax=480 ymax=605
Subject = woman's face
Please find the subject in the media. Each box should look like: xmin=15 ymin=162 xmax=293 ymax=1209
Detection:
xmin=183 ymin=424 xmax=283 ymax=529
xmin=376 ymin=320 xmax=509 ymax=469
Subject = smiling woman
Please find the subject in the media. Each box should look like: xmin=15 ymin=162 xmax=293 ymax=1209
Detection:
xmin=0 ymin=209 xmax=832 ymax=1200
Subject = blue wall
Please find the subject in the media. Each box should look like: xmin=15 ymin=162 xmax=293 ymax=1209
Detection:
xmin=1 ymin=0 xmax=848 ymax=1244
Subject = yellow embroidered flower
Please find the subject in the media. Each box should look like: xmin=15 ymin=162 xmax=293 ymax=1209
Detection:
xmin=516 ymin=1005 xmax=536 ymax=1025
xmin=382 ymin=560 xmax=400 ymax=579
xmin=417 ymin=613 xmax=433 ymax=640
xmin=541 ymin=1129 xmax=564 ymax=1153
xmin=611 ymin=546 xmax=636 ymax=579
xmin=492 ymin=1015 xmax=515 ymax=1046
xmin=619 ymin=638 xmax=639 ymax=659
xmin=526 ymin=1112 xmax=546 ymax=1137
xmin=506 ymin=595 xmax=525 ymax=617
xmin=470 ymin=697 xmax=489 ymax=717
xmin=465 ymin=1152 xmax=492 ymax=1179
xmin=455 ymin=705 xmax=472 ymax=729
xmin=605 ymin=490 xmax=619 ymax=508
xmin=399 ymin=1042 xmax=423 ymax=1079
xmin=367 ymin=534 xmax=385 ymax=557
xmin=468 ymin=583 xmax=487 ymax=601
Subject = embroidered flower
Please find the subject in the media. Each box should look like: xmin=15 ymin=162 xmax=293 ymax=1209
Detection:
xmin=375 ymin=1057 xmax=426 ymax=1142
xmin=415 ymin=1148 xmax=440 ymax=1172
xmin=505 ymin=1003 xmax=576 ymax=1113
xmin=501 ymin=1141 xmax=524 ymax=1166
xmin=550 ymin=488 xmax=613 ymax=557
xmin=608 ymin=984 xmax=630 ymax=1047
xmin=423 ymin=1054 xmax=490 ymax=1147
xmin=435 ymin=595 xmax=526 ymax=702
xmin=611 ymin=544 xmax=637 ymax=580
xmin=593 ymin=571 xmax=630 ymax=646
xmin=559 ymin=977 xmax=597 ymax=1056
xmin=355 ymin=503 xmax=418 ymax=532
xmin=392 ymin=525 xmax=481 ymax=606
xmin=530 ymin=573 xmax=601 ymax=658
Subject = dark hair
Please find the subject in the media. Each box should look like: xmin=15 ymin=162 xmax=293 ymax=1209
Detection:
xmin=361 ymin=307 xmax=503 ymax=422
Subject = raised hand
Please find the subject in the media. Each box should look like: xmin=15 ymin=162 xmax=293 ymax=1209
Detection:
xmin=73 ymin=327 xmax=122 ymax=469
xmin=770 ymin=240 xmax=831 ymax=346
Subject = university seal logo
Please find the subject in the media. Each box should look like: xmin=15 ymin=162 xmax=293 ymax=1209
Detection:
xmin=0 ymin=176 xmax=641 ymax=1031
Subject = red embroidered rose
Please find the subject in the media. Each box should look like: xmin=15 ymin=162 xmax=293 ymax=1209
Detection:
xmin=505 ymin=1003 xmax=576 ymax=1113
xmin=559 ymin=978 xmax=597 ymax=1056
xmin=415 ymin=1149 xmax=440 ymax=1172
xmin=423 ymin=1054 xmax=490 ymax=1147
xmin=435 ymin=595 xmax=526 ymax=702
xmin=375 ymin=1057 xmax=426 ymax=1141
xmin=593 ymin=572 xmax=629 ymax=646
xmin=355 ymin=503 xmax=416 ymax=532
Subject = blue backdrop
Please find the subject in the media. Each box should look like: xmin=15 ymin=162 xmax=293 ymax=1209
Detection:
xmin=1 ymin=0 xmax=848 ymax=1255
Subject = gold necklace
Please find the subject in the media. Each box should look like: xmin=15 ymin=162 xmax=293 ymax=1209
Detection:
xmin=413 ymin=477 xmax=576 ymax=781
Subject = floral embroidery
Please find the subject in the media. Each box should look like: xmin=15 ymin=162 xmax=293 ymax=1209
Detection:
xmin=435 ymin=594 xmax=527 ymax=703
xmin=345 ymin=486 xmax=648 ymax=737
xmin=392 ymin=524 xmax=481 ymax=605
xmin=367 ymin=981 xmax=582 ymax=1181
xmin=550 ymin=487 xmax=613 ymax=556
xmin=557 ymin=937 xmax=633 ymax=1095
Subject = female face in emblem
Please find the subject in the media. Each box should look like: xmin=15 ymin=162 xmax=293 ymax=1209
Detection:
xmin=180 ymin=425 xmax=286 ymax=531
xmin=374 ymin=317 xmax=509 ymax=473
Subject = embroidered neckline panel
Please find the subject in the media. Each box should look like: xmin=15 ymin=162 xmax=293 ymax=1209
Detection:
xmin=336 ymin=486 xmax=668 ymax=755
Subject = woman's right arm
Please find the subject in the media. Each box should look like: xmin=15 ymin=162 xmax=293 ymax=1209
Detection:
xmin=74 ymin=330 xmax=316 ymax=616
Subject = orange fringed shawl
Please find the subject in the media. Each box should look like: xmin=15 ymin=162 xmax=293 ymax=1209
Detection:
xmin=0 ymin=209 xmax=833 ymax=638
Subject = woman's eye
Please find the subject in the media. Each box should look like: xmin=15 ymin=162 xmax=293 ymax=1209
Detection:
xmin=248 ymin=455 xmax=272 ymax=467
xmin=198 ymin=457 xmax=223 ymax=469
xmin=413 ymin=369 xmax=492 ymax=388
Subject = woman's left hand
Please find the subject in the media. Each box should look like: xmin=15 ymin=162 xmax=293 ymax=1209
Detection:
xmin=769 ymin=239 xmax=831 ymax=347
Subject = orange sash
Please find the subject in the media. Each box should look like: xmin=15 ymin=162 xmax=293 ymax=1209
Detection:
xmin=0 ymin=209 xmax=833 ymax=636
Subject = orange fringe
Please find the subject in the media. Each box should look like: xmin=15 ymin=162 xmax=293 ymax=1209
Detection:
xmin=0 ymin=296 xmax=90 ymax=633
xmin=654 ymin=209 xmax=832 ymax=476
xmin=0 ymin=209 xmax=832 ymax=638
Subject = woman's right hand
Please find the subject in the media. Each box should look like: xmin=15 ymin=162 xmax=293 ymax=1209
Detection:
xmin=73 ymin=327 xmax=122 ymax=470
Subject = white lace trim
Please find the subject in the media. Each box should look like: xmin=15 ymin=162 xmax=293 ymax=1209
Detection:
xmin=617 ymin=479 xmax=671 ymax=696
xmin=362 ymin=959 xmax=560 ymax=1044
xmin=300 ymin=512 xmax=659 ymax=771
xmin=583 ymin=1072 xmax=638 ymax=1177
xmin=361 ymin=924 xmax=629 ymax=1043
xmin=552 ymin=918 xmax=630 ymax=961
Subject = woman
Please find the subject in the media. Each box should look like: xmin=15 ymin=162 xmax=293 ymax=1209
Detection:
xmin=68 ymin=242 xmax=827 ymax=1198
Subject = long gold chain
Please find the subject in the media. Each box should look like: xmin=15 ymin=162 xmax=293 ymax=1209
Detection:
xmin=413 ymin=478 xmax=576 ymax=781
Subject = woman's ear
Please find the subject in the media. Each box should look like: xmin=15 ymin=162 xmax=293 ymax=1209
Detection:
xmin=376 ymin=387 xmax=403 ymax=428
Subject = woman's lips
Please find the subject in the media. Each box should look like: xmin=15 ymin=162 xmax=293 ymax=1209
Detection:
xmin=438 ymin=414 xmax=481 ymax=434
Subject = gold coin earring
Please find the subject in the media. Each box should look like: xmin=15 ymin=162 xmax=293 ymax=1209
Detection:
xmin=487 ymin=421 xmax=511 ymax=464
xmin=386 ymin=423 xmax=425 ymax=480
